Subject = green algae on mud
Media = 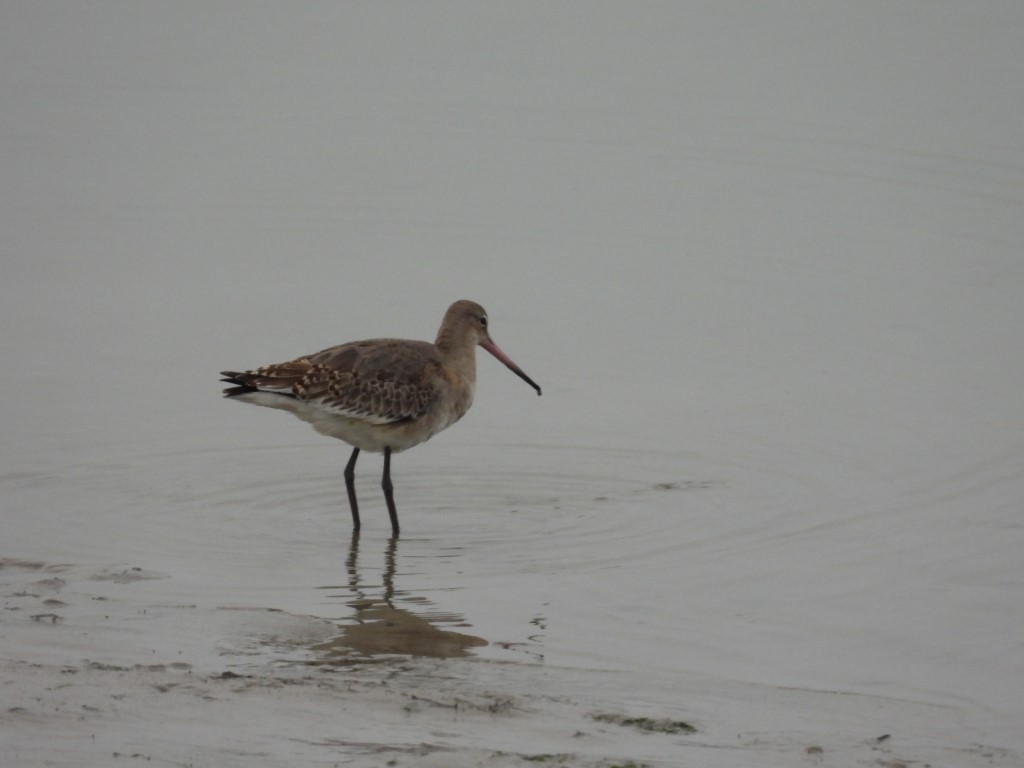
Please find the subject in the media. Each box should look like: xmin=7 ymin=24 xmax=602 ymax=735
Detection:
xmin=590 ymin=712 xmax=697 ymax=735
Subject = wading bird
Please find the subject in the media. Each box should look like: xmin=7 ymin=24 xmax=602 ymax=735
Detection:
xmin=221 ymin=300 xmax=541 ymax=536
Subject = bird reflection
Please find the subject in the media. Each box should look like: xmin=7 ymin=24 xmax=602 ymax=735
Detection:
xmin=311 ymin=532 xmax=487 ymax=662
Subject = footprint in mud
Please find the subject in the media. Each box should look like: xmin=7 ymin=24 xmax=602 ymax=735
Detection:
xmin=89 ymin=566 xmax=168 ymax=583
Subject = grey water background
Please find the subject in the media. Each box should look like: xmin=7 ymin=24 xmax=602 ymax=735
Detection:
xmin=3 ymin=3 xmax=1024 ymax=765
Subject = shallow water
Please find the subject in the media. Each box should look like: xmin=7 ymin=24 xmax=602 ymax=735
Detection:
xmin=3 ymin=3 xmax=1024 ymax=767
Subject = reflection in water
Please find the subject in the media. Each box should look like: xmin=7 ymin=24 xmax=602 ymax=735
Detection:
xmin=311 ymin=533 xmax=487 ymax=662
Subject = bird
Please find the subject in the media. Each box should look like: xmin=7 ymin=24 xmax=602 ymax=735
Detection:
xmin=220 ymin=300 xmax=541 ymax=536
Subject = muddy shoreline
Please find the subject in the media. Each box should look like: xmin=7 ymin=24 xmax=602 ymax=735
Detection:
xmin=3 ymin=558 xmax=1016 ymax=768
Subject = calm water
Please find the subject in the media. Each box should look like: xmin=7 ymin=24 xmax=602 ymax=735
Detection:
xmin=3 ymin=3 xmax=1023 ymax=766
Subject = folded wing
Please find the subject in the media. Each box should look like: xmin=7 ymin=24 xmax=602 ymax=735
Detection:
xmin=222 ymin=339 xmax=440 ymax=425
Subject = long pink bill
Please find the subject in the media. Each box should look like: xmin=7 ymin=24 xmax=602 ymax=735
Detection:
xmin=480 ymin=338 xmax=542 ymax=396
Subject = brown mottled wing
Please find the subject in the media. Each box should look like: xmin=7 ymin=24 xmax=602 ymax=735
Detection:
xmin=235 ymin=339 xmax=441 ymax=425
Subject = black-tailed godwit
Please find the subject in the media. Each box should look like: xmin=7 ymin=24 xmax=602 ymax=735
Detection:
xmin=221 ymin=300 xmax=541 ymax=536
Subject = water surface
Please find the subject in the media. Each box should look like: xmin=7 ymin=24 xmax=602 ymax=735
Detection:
xmin=2 ymin=3 xmax=1023 ymax=766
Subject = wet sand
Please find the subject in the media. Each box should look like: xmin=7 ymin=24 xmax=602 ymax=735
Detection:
xmin=4 ymin=552 xmax=1015 ymax=768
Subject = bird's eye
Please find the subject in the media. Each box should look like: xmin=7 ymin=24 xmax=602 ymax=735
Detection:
xmin=479 ymin=316 xmax=488 ymax=328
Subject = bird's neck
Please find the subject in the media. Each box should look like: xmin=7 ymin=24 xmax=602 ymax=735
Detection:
xmin=436 ymin=335 xmax=478 ymax=388
xmin=435 ymin=327 xmax=473 ymax=355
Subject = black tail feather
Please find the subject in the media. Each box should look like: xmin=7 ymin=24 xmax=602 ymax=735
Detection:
xmin=220 ymin=370 xmax=257 ymax=397
xmin=222 ymin=384 xmax=258 ymax=397
xmin=220 ymin=370 xmax=248 ymax=384
xmin=220 ymin=370 xmax=298 ymax=399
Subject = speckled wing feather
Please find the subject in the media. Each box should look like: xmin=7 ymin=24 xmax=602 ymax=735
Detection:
xmin=220 ymin=361 xmax=309 ymax=394
xmin=224 ymin=339 xmax=441 ymax=425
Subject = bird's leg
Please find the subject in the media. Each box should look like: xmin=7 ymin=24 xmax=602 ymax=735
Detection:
xmin=382 ymin=446 xmax=400 ymax=537
xmin=344 ymin=447 xmax=361 ymax=531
